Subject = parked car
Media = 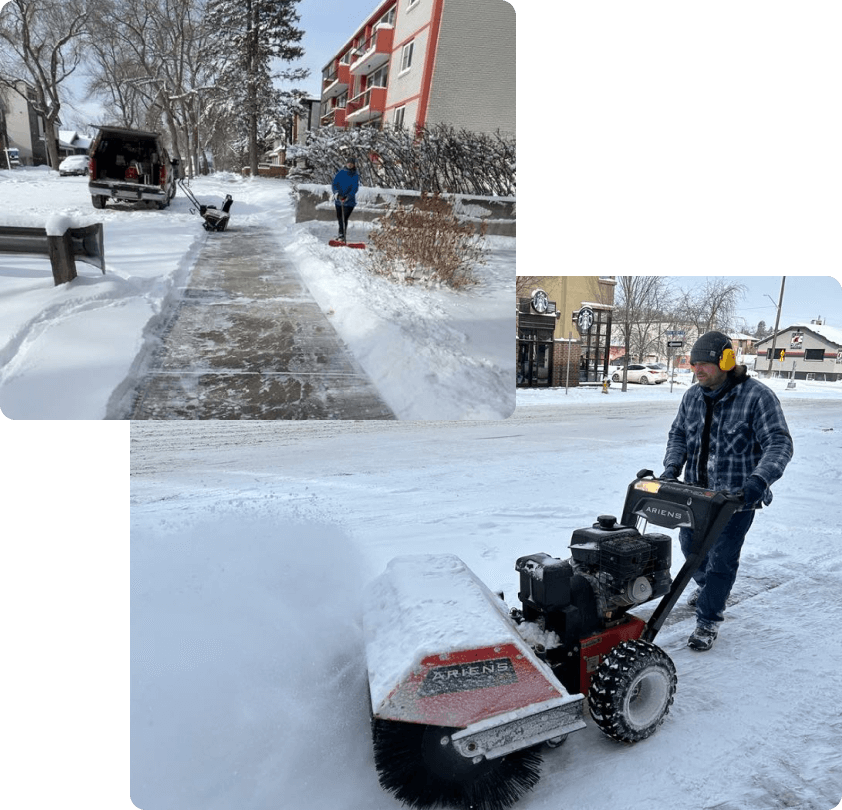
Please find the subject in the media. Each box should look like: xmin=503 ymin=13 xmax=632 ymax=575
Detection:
xmin=4 ymin=147 xmax=21 ymax=168
xmin=612 ymin=363 xmax=668 ymax=385
xmin=88 ymin=126 xmax=179 ymax=209
xmin=58 ymin=154 xmax=90 ymax=176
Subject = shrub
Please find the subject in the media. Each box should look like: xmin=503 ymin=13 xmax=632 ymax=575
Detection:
xmin=288 ymin=124 xmax=515 ymax=197
xmin=365 ymin=193 xmax=488 ymax=289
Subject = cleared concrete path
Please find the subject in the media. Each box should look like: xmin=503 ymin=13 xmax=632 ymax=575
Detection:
xmin=130 ymin=226 xmax=394 ymax=419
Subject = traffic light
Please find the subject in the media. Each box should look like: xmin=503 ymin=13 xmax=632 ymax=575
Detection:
xmin=779 ymin=349 xmax=785 ymax=362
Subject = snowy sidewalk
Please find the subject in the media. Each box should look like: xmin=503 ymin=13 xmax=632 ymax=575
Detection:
xmin=127 ymin=226 xmax=395 ymax=419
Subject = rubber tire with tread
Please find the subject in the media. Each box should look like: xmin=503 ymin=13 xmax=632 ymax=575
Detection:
xmin=587 ymin=638 xmax=677 ymax=743
xmin=92 ymin=195 xmax=106 ymax=209
xmin=640 ymin=375 xmax=649 ymax=384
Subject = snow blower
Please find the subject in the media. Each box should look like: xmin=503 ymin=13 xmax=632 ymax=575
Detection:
xmin=363 ymin=470 xmax=743 ymax=810
xmin=178 ymin=179 xmax=233 ymax=231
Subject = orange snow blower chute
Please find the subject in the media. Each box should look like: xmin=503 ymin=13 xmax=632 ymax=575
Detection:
xmin=363 ymin=471 xmax=743 ymax=810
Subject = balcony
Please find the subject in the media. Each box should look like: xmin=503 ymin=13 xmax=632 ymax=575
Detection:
xmin=320 ymin=106 xmax=348 ymax=128
xmin=346 ymin=86 xmax=387 ymax=125
xmin=322 ymin=62 xmax=351 ymax=100
xmin=349 ymin=25 xmax=394 ymax=76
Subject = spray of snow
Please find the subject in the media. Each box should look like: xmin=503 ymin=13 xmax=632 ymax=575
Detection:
xmin=131 ymin=513 xmax=382 ymax=809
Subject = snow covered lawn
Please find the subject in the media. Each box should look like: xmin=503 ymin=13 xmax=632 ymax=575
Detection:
xmin=0 ymin=167 xmax=514 ymax=419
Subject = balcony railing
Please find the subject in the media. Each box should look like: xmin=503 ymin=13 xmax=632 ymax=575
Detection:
xmin=322 ymin=62 xmax=351 ymax=99
xmin=346 ymin=86 xmax=387 ymax=124
xmin=320 ymin=106 xmax=348 ymax=128
xmin=349 ymin=25 xmax=393 ymax=76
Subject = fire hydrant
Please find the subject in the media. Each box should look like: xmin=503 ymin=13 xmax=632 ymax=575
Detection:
xmin=602 ymin=377 xmax=610 ymax=394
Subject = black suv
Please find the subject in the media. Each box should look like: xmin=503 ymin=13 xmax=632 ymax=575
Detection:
xmin=88 ymin=126 xmax=180 ymax=209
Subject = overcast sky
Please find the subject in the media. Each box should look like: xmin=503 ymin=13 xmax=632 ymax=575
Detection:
xmin=671 ymin=275 xmax=842 ymax=334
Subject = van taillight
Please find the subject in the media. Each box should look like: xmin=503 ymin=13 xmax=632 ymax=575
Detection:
xmin=89 ymin=157 xmax=95 ymax=177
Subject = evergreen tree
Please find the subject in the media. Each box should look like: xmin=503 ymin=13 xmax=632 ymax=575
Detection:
xmin=202 ymin=0 xmax=307 ymax=175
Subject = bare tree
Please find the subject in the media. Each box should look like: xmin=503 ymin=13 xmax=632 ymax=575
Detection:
xmin=0 ymin=0 xmax=94 ymax=168
xmin=85 ymin=0 xmax=217 ymax=176
xmin=613 ymin=276 xmax=673 ymax=391
xmin=676 ymin=278 xmax=747 ymax=335
xmin=516 ymin=277 xmax=548 ymax=300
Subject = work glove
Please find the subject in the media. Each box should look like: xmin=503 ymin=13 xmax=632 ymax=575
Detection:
xmin=741 ymin=475 xmax=766 ymax=505
xmin=659 ymin=467 xmax=680 ymax=481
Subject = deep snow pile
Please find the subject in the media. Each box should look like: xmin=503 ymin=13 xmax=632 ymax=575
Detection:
xmin=0 ymin=167 xmax=514 ymax=419
xmin=128 ymin=383 xmax=842 ymax=810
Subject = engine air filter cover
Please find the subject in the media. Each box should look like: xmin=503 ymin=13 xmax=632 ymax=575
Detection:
xmin=569 ymin=518 xmax=642 ymax=568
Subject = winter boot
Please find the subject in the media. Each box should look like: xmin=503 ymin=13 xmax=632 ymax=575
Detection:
xmin=688 ymin=623 xmax=718 ymax=652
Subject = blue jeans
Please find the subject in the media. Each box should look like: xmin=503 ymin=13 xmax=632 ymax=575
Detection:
xmin=679 ymin=509 xmax=755 ymax=629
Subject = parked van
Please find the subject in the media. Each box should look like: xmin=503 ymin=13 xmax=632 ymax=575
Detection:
xmin=88 ymin=126 xmax=179 ymax=209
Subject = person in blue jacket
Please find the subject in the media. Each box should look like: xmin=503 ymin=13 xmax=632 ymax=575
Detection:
xmin=332 ymin=157 xmax=359 ymax=242
xmin=662 ymin=330 xmax=793 ymax=652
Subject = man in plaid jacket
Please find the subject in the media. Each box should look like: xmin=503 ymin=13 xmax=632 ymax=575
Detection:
xmin=662 ymin=331 xmax=793 ymax=651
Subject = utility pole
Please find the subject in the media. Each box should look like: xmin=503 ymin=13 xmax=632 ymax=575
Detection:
xmin=766 ymin=277 xmax=786 ymax=377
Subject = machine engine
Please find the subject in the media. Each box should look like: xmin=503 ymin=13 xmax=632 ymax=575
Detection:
xmin=514 ymin=514 xmax=672 ymax=686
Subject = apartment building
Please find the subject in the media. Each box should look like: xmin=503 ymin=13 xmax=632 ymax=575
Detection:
xmin=0 ymin=80 xmax=56 ymax=166
xmin=320 ymin=0 xmax=515 ymax=135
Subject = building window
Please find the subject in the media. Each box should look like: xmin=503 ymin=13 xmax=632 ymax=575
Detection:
xmin=369 ymin=64 xmax=388 ymax=88
xmin=394 ymin=106 xmax=406 ymax=128
xmin=400 ymin=41 xmax=414 ymax=73
xmin=804 ymin=349 xmax=825 ymax=362
xmin=408 ymin=0 xmax=419 ymax=8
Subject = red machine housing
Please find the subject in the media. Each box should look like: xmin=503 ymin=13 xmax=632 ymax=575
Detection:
xmin=578 ymin=615 xmax=646 ymax=694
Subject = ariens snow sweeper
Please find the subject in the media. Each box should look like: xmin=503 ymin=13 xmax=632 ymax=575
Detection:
xmin=363 ymin=470 xmax=743 ymax=810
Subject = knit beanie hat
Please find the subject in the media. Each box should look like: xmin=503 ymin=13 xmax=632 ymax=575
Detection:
xmin=690 ymin=330 xmax=732 ymax=365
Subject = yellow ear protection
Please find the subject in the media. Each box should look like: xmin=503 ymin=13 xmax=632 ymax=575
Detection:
xmin=719 ymin=342 xmax=736 ymax=371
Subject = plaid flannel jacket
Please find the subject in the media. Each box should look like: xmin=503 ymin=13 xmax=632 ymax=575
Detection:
xmin=663 ymin=372 xmax=794 ymax=508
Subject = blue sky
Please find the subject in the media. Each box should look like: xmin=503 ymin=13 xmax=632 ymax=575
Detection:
xmin=60 ymin=0 xmax=385 ymax=123
xmin=676 ymin=275 xmax=842 ymax=334
xmin=286 ymin=0 xmax=384 ymax=98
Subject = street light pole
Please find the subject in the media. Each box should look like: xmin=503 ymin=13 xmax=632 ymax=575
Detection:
xmin=766 ymin=277 xmax=786 ymax=377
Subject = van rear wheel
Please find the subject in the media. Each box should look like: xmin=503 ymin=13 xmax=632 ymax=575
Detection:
xmin=91 ymin=195 xmax=106 ymax=209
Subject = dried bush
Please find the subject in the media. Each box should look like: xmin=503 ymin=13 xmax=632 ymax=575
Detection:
xmin=365 ymin=193 xmax=488 ymax=289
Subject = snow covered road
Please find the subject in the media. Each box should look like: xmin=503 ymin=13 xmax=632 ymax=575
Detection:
xmin=129 ymin=390 xmax=842 ymax=810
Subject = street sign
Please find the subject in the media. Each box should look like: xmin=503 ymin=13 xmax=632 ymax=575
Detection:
xmin=665 ymin=330 xmax=685 ymax=337
xmin=667 ymin=340 xmax=684 ymax=348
